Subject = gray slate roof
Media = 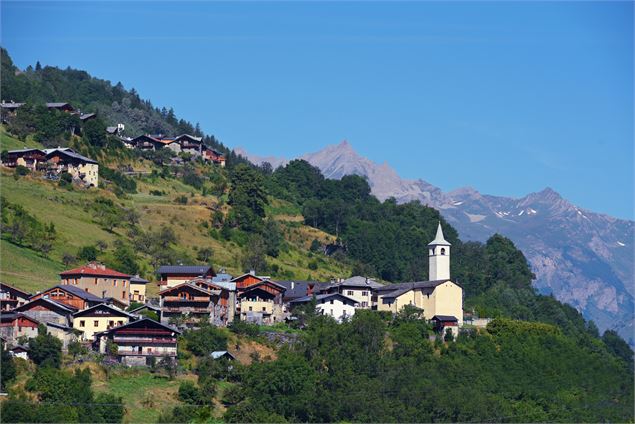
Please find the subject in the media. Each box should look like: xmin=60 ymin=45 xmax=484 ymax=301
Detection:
xmin=44 ymin=148 xmax=98 ymax=164
xmin=53 ymin=284 xmax=105 ymax=302
xmin=157 ymin=265 xmax=213 ymax=276
xmin=375 ymin=280 xmax=452 ymax=299
xmin=290 ymin=293 xmax=358 ymax=305
xmin=330 ymin=276 xmax=384 ymax=289
xmin=277 ymin=280 xmax=319 ymax=300
xmin=130 ymin=275 xmax=150 ymax=284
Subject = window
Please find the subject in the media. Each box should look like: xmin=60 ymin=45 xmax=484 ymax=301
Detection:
xmin=330 ymin=309 xmax=333 ymax=316
xmin=122 ymin=291 xmax=126 ymax=299
xmin=109 ymin=320 xmax=114 ymax=327
xmin=79 ymin=320 xmax=85 ymax=327
xmin=114 ymin=280 xmax=117 ymax=287
xmin=330 ymin=300 xmax=334 ymax=304
xmin=94 ymin=278 xmax=97 ymax=285
xmin=123 ymin=281 xmax=126 ymax=287
xmin=262 ymin=307 xmax=266 ymax=312
xmin=248 ymin=306 xmax=252 ymax=311
xmin=362 ymin=301 xmax=368 ymax=307
xmin=118 ymin=320 xmax=123 ymax=326
xmin=362 ymin=291 xmax=368 ymax=296
xmin=430 ymin=248 xmax=434 ymax=255
xmin=347 ymin=290 xmax=353 ymax=296
xmin=94 ymin=320 xmax=99 ymax=326
xmin=441 ymin=248 xmax=446 ymax=255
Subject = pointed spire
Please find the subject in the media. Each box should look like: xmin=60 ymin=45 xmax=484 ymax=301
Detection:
xmin=428 ymin=221 xmax=451 ymax=246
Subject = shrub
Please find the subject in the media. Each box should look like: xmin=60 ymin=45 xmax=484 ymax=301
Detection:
xmin=15 ymin=165 xmax=30 ymax=176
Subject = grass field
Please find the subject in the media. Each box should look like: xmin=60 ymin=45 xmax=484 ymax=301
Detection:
xmin=0 ymin=135 xmax=350 ymax=294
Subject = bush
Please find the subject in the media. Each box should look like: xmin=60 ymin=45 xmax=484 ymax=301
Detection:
xmin=28 ymin=326 xmax=62 ymax=368
xmin=15 ymin=165 xmax=30 ymax=176
xmin=183 ymin=325 xmax=228 ymax=357
xmin=175 ymin=195 xmax=188 ymax=205
xmin=228 ymin=320 xmax=260 ymax=337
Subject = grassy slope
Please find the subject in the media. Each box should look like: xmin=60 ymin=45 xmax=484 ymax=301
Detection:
xmin=0 ymin=130 xmax=349 ymax=295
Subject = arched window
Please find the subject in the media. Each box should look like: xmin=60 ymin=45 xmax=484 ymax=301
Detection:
xmin=429 ymin=248 xmax=434 ymax=256
xmin=440 ymin=248 xmax=446 ymax=255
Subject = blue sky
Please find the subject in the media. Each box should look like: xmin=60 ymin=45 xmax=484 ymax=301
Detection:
xmin=2 ymin=1 xmax=633 ymax=219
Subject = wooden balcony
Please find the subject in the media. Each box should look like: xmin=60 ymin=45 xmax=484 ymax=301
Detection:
xmin=162 ymin=296 xmax=210 ymax=302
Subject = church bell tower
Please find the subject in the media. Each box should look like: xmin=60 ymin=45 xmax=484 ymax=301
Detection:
xmin=428 ymin=222 xmax=451 ymax=281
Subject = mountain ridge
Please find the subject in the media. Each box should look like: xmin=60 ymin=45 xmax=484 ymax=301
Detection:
xmin=236 ymin=141 xmax=634 ymax=344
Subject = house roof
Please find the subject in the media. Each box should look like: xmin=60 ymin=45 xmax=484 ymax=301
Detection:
xmin=212 ymin=273 xmax=233 ymax=283
xmin=374 ymin=280 xmax=453 ymax=293
xmin=0 ymin=282 xmax=31 ymax=297
xmin=239 ymin=280 xmax=286 ymax=293
xmin=431 ymin=315 xmax=458 ymax=322
xmin=290 ymin=293 xmax=359 ymax=305
xmin=158 ymin=282 xmax=214 ymax=297
xmin=157 ymin=265 xmax=215 ymax=277
xmin=106 ymin=126 xmax=118 ymax=134
xmin=277 ymin=280 xmax=319 ymax=300
xmin=173 ymin=134 xmax=203 ymax=143
xmin=130 ymin=275 xmax=150 ymax=284
xmin=10 ymin=345 xmax=29 ymax=352
xmin=98 ymin=318 xmax=181 ymax=336
xmin=210 ymin=350 xmax=235 ymax=360
xmin=79 ymin=113 xmax=96 ymax=120
xmin=60 ymin=262 xmax=130 ymax=278
xmin=7 ymin=148 xmax=45 ymax=155
xmin=38 ymin=284 xmax=106 ymax=303
xmin=230 ymin=272 xmax=265 ymax=282
xmin=16 ymin=297 xmax=77 ymax=314
xmin=129 ymin=304 xmax=161 ymax=314
xmin=44 ymin=148 xmax=98 ymax=165
xmin=72 ymin=303 xmax=132 ymax=318
xmin=46 ymin=102 xmax=73 ymax=109
xmin=328 ymin=276 xmax=384 ymax=290
xmin=0 ymin=102 xmax=24 ymax=109
xmin=0 ymin=311 xmax=40 ymax=325
xmin=45 ymin=321 xmax=75 ymax=331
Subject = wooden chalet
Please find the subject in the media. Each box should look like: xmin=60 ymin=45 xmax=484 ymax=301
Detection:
xmin=236 ymin=280 xmax=286 ymax=325
xmin=3 ymin=148 xmax=47 ymax=171
xmin=157 ymin=265 xmax=216 ymax=288
xmin=231 ymin=272 xmax=266 ymax=290
xmin=0 ymin=283 xmax=31 ymax=311
xmin=0 ymin=312 xmax=40 ymax=345
xmin=202 ymin=146 xmax=226 ymax=167
xmin=159 ymin=281 xmax=233 ymax=327
xmin=173 ymin=134 xmax=203 ymax=154
xmin=130 ymin=134 xmax=167 ymax=151
xmin=46 ymin=102 xmax=75 ymax=112
xmin=431 ymin=315 xmax=459 ymax=338
xmin=1 ymin=101 xmax=25 ymax=123
xmin=14 ymin=297 xmax=76 ymax=326
xmin=94 ymin=318 xmax=180 ymax=366
xmin=79 ymin=113 xmax=96 ymax=122
xmin=30 ymin=284 xmax=106 ymax=311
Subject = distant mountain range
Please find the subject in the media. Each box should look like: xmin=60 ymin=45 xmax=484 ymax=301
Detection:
xmin=235 ymin=141 xmax=634 ymax=344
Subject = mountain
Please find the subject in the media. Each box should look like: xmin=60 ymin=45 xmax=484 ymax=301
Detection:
xmin=236 ymin=141 xmax=635 ymax=344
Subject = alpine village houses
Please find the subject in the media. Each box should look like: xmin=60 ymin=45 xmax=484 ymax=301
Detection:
xmin=1 ymin=223 xmax=465 ymax=365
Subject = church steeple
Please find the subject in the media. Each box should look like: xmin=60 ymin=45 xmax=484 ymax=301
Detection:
xmin=428 ymin=222 xmax=451 ymax=281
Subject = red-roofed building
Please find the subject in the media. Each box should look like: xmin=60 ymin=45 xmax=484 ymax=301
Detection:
xmin=59 ymin=262 xmax=131 ymax=305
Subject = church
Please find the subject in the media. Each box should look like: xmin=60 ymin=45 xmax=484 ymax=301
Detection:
xmin=374 ymin=222 xmax=464 ymax=327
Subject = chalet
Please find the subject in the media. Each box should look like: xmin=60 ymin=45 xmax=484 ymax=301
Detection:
xmin=290 ymin=293 xmax=358 ymax=322
xmin=320 ymin=276 xmax=383 ymax=309
xmin=0 ymin=312 xmax=39 ymax=345
xmin=30 ymin=284 xmax=106 ymax=311
xmin=202 ymin=146 xmax=226 ymax=167
xmin=3 ymin=148 xmax=47 ymax=171
xmin=14 ymin=297 xmax=76 ymax=326
xmin=72 ymin=303 xmax=132 ymax=341
xmin=0 ymin=283 xmax=31 ymax=311
xmin=59 ymin=262 xmax=131 ymax=305
xmin=157 ymin=265 xmax=216 ymax=288
xmin=46 ymin=102 xmax=75 ymax=112
xmin=236 ymin=280 xmax=286 ymax=324
xmin=431 ymin=315 xmax=459 ymax=338
xmin=79 ymin=113 xmax=96 ymax=122
xmin=231 ymin=271 xmax=267 ymax=290
xmin=1 ymin=101 xmax=25 ymax=123
xmin=159 ymin=281 xmax=234 ymax=327
xmin=210 ymin=350 xmax=235 ymax=360
xmin=9 ymin=345 xmax=29 ymax=360
xmin=94 ymin=318 xmax=180 ymax=366
xmin=173 ymin=134 xmax=203 ymax=156
xmin=130 ymin=275 xmax=149 ymax=303
xmin=130 ymin=135 xmax=166 ymax=151
xmin=43 ymin=148 xmax=99 ymax=187
xmin=374 ymin=223 xmax=463 ymax=324
xmin=129 ymin=303 xmax=161 ymax=319
xmin=277 ymin=280 xmax=321 ymax=303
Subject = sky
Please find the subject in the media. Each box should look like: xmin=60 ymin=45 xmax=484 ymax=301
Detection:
xmin=2 ymin=1 xmax=633 ymax=219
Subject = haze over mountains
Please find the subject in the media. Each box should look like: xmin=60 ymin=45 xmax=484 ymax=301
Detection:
xmin=235 ymin=141 xmax=634 ymax=344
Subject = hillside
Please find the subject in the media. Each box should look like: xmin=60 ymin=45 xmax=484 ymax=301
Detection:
xmin=238 ymin=141 xmax=635 ymax=345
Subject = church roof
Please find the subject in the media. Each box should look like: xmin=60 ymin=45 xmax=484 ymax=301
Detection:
xmin=428 ymin=222 xmax=451 ymax=246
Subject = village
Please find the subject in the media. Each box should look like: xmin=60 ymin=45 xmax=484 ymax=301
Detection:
xmin=0 ymin=222 xmax=469 ymax=365
xmin=1 ymin=100 xmax=226 ymax=189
